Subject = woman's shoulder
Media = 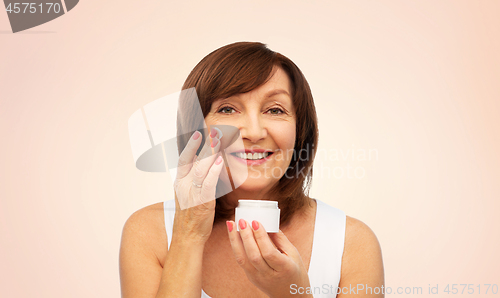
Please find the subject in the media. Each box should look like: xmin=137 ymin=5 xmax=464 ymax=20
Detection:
xmin=314 ymin=199 xmax=382 ymax=276
xmin=314 ymin=200 xmax=378 ymax=246
xmin=124 ymin=202 xmax=166 ymax=232
xmin=121 ymin=202 xmax=168 ymax=263
xmin=344 ymin=215 xmax=381 ymax=249
xmin=341 ymin=215 xmax=384 ymax=283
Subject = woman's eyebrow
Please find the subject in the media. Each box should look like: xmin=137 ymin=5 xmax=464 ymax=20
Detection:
xmin=213 ymin=97 xmax=231 ymax=104
xmin=213 ymin=89 xmax=290 ymax=105
xmin=264 ymin=89 xmax=290 ymax=98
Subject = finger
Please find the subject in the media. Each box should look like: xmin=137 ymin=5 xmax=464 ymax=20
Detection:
xmin=174 ymin=154 xmax=200 ymax=211
xmin=197 ymin=127 xmax=222 ymax=160
xmin=176 ymin=131 xmax=202 ymax=180
xmin=226 ymin=220 xmax=258 ymax=275
xmin=190 ymin=136 xmax=221 ymax=188
xmin=268 ymin=230 xmax=301 ymax=260
xmin=238 ymin=219 xmax=272 ymax=273
xmin=251 ymin=221 xmax=288 ymax=271
xmin=198 ymin=154 xmax=224 ymax=204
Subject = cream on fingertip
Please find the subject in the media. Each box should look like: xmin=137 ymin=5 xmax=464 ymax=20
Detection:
xmin=213 ymin=127 xmax=223 ymax=139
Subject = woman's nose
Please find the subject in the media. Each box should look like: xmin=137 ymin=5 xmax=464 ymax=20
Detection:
xmin=239 ymin=114 xmax=267 ymax=143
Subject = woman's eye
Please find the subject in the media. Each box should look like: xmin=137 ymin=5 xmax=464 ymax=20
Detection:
xmin=267 ymin=108 xmax=284 ymax=115
xmin=218 ymin=106 xmax=236 ymax=114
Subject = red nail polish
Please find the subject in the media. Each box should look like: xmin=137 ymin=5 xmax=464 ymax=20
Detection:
xmin=193 ymin=131 xmax=200 ymax=140
xmin=252 ymin=220 xmax=259 ymax=230
xmin=226 ymin=221 xmax=233 ymax=232
xmin=215 ymin=155 xmax=223 ymax=165
xmin=239 ymin=219 xmax=247 ymax=230
xmin=210 ymin=128 xmax=217 ymax=138
xmin=211 ymin=137 xmax=219 ymax=148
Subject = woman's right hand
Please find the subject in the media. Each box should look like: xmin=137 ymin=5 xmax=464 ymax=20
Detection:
xmin=171 ymin=128 xmax=224 ymax=245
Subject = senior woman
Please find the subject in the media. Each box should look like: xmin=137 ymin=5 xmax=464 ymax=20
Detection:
xmin=120 ymin=42 xmax=384 ymax=298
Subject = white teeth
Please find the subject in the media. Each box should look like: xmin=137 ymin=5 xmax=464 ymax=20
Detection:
xmin=236 ymin=152 xmax=270 ymax=160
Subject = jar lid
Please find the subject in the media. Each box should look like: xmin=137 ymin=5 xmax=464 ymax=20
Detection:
xmin=237 ymin=199 xmax=278 ymax=209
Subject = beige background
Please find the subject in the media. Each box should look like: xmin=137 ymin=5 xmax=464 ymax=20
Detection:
xmin=1 ymin=1 xmax=499 ymax=297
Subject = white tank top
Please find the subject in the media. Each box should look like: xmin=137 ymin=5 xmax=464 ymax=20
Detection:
xmin=163 ymin=199 xmax=346 ymax=297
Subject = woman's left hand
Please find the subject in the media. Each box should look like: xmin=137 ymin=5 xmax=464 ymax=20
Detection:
xmin=226 ymin=220 xmax=313 ymax=298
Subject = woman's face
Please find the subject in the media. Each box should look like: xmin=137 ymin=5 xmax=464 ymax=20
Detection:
xmin=205 ymin=67 xmax=296 ymax=195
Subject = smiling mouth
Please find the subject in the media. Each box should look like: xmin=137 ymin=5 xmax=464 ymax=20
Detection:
xmin=230 ymin=152 xmax=274 ymax=160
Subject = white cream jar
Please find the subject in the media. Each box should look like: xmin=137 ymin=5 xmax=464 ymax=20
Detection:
xmin=235 ymin=200 xmax=280 ymax=233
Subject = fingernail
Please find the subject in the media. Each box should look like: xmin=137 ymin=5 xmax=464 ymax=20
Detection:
xmin=214 ymin=127 xmax=223 ymax=139
xmin=210 ymin=128 xmax=217 ymax=138
xmin=211 ymin=137 xmax=219 ymax=148
xmin=239 ymin=219 xmax=247 ymax=230
xmin=215 ymin=155 xmax=223 ymax=165
xmin=252 ymin=220 xmax=259 ymax=230
xmin=193 ymin=131 xmax=200 ymax=140
xmin=226 ymin=221 xmax=233 ymax=232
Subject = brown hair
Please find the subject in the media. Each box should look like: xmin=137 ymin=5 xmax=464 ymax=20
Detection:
xmin=177 ymin=42 xmax=318 ymax=226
